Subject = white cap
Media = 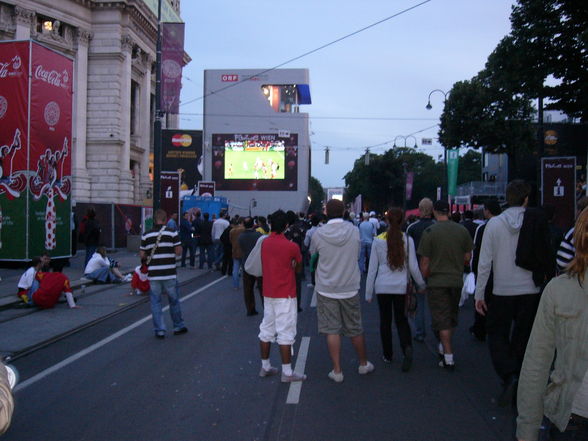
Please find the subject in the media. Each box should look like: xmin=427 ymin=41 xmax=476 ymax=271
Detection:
xmin=369 ymin=211 xmax=376 ymax=216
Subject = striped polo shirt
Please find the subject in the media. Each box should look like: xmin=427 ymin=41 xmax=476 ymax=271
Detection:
xmin=140 ymin=225 xmax=181 ymax=280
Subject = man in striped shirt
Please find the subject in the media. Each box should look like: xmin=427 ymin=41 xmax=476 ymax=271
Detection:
xmin=556 ymin=197 xmax=588 ymax=273
xmin=140 ymin=209 xmax=188 ymax=339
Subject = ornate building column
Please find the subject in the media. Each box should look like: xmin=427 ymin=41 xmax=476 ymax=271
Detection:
xmin=72 ymin=29 xmax=92 ymax=202
xmin=14 ymin=6 xmax=34 ymax=40
xmin=140 ymin=53 xmax=154 ymax=203
xmin=118 ymin=34 xmax=134 ymax=203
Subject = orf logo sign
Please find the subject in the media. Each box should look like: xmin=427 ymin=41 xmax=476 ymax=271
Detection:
xmin=221 ymin=74 xmax=238 ymax=82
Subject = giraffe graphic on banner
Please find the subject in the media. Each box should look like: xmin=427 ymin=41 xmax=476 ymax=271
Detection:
xmin=0 ymin=129 xmax=27 ymax=249
xmin=29 ymin=138 xmax=71 ymax=250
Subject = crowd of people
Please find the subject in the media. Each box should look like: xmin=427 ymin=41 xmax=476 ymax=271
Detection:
xmin=9 ymin=178 xmax=588 ymax=440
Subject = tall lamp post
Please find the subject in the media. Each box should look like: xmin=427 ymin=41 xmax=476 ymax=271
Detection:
xmin=425 ymin=89 xmax=449 ymax=201
xmin=153 ymin=0 xmax=163 ymax=212
xmin=402 ymin=161 xmax=408 ymax=212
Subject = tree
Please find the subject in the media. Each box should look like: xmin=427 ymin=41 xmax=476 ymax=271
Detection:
xmin=458 ymin=150 xmax=482 ymax=185
xmin=344 ymin=148 xmax=444 ymax=213
xmin=509 ymin=0 xmax=588 ymax=120
xmin=438 ymin=74 xmax=536 ymax=172
xmin=308 ymin=176 xmax=325 ymax=214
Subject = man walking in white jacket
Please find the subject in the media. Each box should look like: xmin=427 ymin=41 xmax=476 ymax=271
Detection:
xmin=310 ymin=199 xmax=374 ymax=383
xmin=475 ymin=180 xmax=541 ymax=407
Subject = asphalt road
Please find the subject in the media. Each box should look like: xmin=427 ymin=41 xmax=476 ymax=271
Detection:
xmin=3 ymin=273 xmax=518 ymax=441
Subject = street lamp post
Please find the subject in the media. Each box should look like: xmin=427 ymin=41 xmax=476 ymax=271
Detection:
xmin=402 ymin=161 xmax=408 ymax=212
xmin=425 ymin=89 xmax=449 ymax=201
xmin=393 ymin=135 xmax=418 ymax=149
xmin=153 ymin=0 xmax=163 ymax=212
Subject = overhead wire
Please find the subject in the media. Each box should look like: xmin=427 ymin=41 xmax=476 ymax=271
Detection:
xmin=180 ymin=0 xmax=433 ymax=108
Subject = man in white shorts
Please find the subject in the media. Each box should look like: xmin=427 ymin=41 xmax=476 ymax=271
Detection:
xmin=258 ymin=209 xmax=306 ymax=383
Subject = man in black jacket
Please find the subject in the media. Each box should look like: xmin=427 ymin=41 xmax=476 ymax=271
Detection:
xmin=197 ymin=212 xmax=214 ymax=269
xmin=239 ymin=217 xmax=263 ymax=315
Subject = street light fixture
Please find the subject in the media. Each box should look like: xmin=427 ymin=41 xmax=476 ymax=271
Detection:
xmin=392 ymin=135 xmax=418 ymax=149
xmin=425 ymin=89 xmax=449 ymax=110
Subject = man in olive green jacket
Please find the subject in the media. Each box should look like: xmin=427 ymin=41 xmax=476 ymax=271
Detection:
xmin=516 ymin=273 xmax=588 ymax=441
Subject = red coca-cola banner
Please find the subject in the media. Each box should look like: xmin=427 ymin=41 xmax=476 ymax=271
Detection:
xmin=161 ymin=23 xmax=185 ymax=114
xmin=28 ymin=43 xmax=73 ymax=257
xmin=0 ymin=42 xmax=29 ymax=259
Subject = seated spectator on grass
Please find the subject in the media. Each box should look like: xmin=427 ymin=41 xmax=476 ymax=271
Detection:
xmin=27 ymin=263 xmax=79 ymax=309
xmin=16 ymin=256 xmax=43 ymax=304
xmin=84 ymin=246 xmax=127 ymax=283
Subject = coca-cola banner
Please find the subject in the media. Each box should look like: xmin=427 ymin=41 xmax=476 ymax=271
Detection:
xmin=0 ymin=42 xmax=29 ymax=259
xmin=28 ymin=43 xmax=73 ymax=258
xmin=0 ymin=41 xmax=72 ymax=260
xmin=161 ymin=23 xmax=185 ymax=114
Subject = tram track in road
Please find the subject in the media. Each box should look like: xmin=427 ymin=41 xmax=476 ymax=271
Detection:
xmin=2 ymin=271 xmax=224 ymax=365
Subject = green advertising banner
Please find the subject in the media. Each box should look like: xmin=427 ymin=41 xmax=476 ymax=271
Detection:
xmin=447 ymin=148 xmax=459 ymax=197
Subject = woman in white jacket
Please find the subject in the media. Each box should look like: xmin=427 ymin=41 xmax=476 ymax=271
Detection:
xmin=365 ymin=207 xmax=426 ymax=372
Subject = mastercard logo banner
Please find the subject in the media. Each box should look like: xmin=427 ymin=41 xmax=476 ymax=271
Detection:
xmin=171 ymin=133 xmax=193 ymax=147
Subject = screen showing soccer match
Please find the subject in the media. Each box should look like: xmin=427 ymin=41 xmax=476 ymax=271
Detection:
xmin=211 ymin=133 xmax=298 ymax=191
xmin=224 ymin=139 xmax=285 ymax=180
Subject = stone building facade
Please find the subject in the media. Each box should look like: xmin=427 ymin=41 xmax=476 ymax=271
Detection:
xmin=0 ymin=0 xmax=185 ymax=205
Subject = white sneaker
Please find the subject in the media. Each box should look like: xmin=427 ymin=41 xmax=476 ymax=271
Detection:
xmin=281 ymin=371 xmax=307 ymax=383
xmin=259 ymin=366 xmax=278 ymax=378
xmin=328 ymin=370 xmax=344 ymax=383
xmin=358 ymin=361 xmax=375 ymax=375
xmin=123 ymin=274 xmax=132 ymax=282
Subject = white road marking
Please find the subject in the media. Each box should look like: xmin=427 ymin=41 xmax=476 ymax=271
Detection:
xmin=15 ymin=277 xmax=226 ymax=392
xmin=286 ymin=336 xmax=310 ymax=404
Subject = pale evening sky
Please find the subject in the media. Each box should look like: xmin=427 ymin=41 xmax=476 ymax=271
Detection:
xmin=178 ymin=0 xmax=516 ymax=188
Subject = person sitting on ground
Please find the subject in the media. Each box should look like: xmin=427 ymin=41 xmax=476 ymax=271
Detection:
xmin=40 ymin=252 xmax=51 ymax=272
xmin=27 ymin=263 xmax=79 ymax=309
xmin=130 ymin=257 xmax=150 ymax=296
xmin=84 ymin=246 xmax=127 ymax=283
xmin=16 ymin=256 xmax=43 ymax=304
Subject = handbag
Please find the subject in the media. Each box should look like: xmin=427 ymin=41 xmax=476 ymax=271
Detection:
xmin=404 ymin=233 xmax=418 ymax=317
xmin=244 ymin=235 xmax=267 ymax=277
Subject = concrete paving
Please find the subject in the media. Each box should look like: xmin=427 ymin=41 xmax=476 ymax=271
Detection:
xmin=0 ymin=248 xmax=215 ymax=358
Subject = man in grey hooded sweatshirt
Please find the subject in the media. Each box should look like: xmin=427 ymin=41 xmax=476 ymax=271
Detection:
xmin=475 ymin=180 xmax=540 ymax=407
xmin=310 ymin=199 xmax=374 ymax=383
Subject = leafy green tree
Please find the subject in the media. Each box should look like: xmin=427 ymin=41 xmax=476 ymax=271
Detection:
xmin=458 ymin=150 xmax=482 ymax=185
xmin=438 ymin=75 xmax=536 ymax=172
xmin=345 ymin=148 xmax=444 ymax=212
xmin=509 ymin=0 xmax=588 ymax=120
xmin=308 ymin=176 xmax=325 ymax=214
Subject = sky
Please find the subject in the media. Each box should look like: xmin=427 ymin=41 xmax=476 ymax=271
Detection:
xmin=178 ymin=0 xmax=516 ymax=189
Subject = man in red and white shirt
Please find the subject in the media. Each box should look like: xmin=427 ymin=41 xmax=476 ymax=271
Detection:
xmin=258 ymin=210 xmax=306 ymax=383
xmin=29 ymin=263 xmax=78 ymax=309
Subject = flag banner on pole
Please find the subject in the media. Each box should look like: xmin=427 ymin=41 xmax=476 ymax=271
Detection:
xmin=447 ymin=148 xmax=459 ymax=197
xmin=405 ymin=171 xmax=414 ymax=201
xmin=161 ymin=23 xmax=185 ymax=114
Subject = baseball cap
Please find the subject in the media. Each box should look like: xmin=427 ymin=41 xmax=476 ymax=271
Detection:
xmin=433 ymin=200 xmax=450 ymax=213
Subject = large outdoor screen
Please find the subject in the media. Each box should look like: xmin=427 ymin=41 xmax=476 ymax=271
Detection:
xmin=212 ymin=134 xmax=298 ymax=191
xmin=224 ymin=139 xmax=285 ymax=180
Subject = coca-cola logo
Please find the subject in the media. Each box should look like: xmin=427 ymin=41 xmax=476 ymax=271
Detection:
xmin=162 ymin=59 xmax=181 ymax=79
xmin=34 ymin=65 xmax=69 ymax=88
xmin=0 ymin=96 xmax=7 ymax=119
xmin=0 ymin=56 xmax=23 ymax=79
xmin=44 ymin=101 xmax=60 ymax=127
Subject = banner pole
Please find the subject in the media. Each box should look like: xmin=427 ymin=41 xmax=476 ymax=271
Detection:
xmin=153 ymin=0 xmax=163 ymax=212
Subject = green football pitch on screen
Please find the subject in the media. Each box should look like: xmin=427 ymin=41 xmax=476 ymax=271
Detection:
xmin=224 ymin=151 xmax=285 ymax=180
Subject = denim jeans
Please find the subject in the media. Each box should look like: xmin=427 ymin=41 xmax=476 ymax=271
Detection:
xmin=181 ymin=241 xmax=195 ymax=267
xmin=149 ymin=278 xmax=185 ymax=334
xmin=232 ymin=258 xmax=242 ymax=288
xmin=412 ymin=291 xmax=428 ymax=339
xmin=358 ymin=241 xmax=372 ymax=272
xmin=213 ymin=240 xmax=224 ymax=267
xmin=550 ymin=416 xmax=588 ymax=440
xmin=199 ymin=245 xmax=213 ymax=269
